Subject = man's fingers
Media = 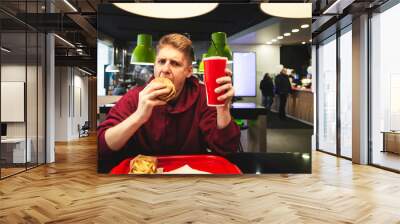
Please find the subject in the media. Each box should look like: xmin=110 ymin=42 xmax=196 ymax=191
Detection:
xmin=216 ymin=76 xmax=232 ymax=84
xmin=143 ymin=82 xmax=167 ymax=94
xmin=147 ymin=88 xmax=171 ymax=100
xmin=225 ymin=68 xmax=232 ymax=77
xmin=215 ymin=83 xmax=232 ymax=94
xmin=217 ymin=89 xmax=234 ymax=101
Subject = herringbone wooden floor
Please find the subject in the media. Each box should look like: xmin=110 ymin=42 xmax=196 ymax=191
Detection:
xmin=1 ymin=135 xmax=400 ymax=224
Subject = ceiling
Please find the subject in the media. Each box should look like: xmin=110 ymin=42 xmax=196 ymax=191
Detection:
xmin=229 ymin=17 xmax=311 ymax=45
xmin=98 ymin=3 xmax=273 ymax=43
xmin=98 ymin=3 xmax=311 ymax=47
xmin=1 ymin=0 xmax=313 ymax=73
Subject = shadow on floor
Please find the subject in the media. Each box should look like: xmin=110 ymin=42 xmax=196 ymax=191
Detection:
xmin=267 ymin=111 xmax=313 ymax=129
xmin=266 ymin=112 xmax=313 ymax=153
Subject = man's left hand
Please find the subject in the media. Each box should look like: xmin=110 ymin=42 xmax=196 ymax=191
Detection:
xmin=215 ymin=68 xmax=234 ymax=108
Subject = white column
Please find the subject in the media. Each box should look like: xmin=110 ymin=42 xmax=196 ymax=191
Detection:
xmin=352 ymin=14 xmax=369 ymax=164
xmin=311 ymin=45 xmax=317 ymax=151
xmin=46 ymin=32 xmax=55 ymax=163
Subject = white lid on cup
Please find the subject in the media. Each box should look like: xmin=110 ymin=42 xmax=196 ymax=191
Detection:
xmin=203 ymin=56 xmax=228 ymax=61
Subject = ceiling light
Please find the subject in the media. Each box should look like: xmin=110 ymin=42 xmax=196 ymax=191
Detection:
xmin=113 ymin=3 xmax=218 ymax=19
xmin=63 ymin=0 xmax=78 ymax=12
xmin=302 ymin=42 xmax=306 ymax=45
xmin=292 ymin=29 xmax=299 ymax=33
xmin=302 ymin=154 xmax=310 ymax=160
xmin=131 ymin=34 xmax=156 ymax=65
xmin=309 ymin=39 xmax=312 ymax=42
xmin=78 ymin=67 xmax=92 ymax=76
xmin=277 ymin=36 xmax=283 ymax=40
xmin=1 ymin=47 xmax=11 ymax=53
xmin=266 ymin=41 xmax=272 ymax=45
xmin=54 ymin=34 xmax=75 ymax=48
xmin=105 ymin=64 xmax=120 ymax=73
xmin=323 ymin=0 xmax=354 ymax=15
xmin=283 ymin=33 xmax=291 ymax=37
xmin=260 ymin=3 xmax=312 ymax=19
xmin=301 ymin=24 xmax=310 ymax=29
xmin=271 ymin=39 xmax=277 ymax=42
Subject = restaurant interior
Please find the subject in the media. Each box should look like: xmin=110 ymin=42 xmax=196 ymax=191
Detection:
xmin=96 ymin=3 xmax=313 ymax=174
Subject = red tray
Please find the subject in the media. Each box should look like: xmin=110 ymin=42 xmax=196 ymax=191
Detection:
xmin=110 ymin=155 xmax=242 ymax=174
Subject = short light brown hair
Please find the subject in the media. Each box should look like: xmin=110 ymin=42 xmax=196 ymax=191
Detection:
xmin=156 ymin=33 xmax=194 ymax=65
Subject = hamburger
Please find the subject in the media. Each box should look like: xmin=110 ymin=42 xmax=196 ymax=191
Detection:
xmin=151 ymin=77 xmax=176 ymax=102
xmin=128 ymin=154 xmax=158 ymax=174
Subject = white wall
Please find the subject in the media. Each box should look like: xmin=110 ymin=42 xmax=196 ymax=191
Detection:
xmin=55 ymin=67 xmax=89 ymax=141
xmin=55 ymin=67 xmax=68 ymax=141
xmin=230 ymin=44 xmax=281 ymax=104
xmin=97 ymin=41 xmax=113 ymax=96
xmin=1 ymin=65 xmax=32 ymax=137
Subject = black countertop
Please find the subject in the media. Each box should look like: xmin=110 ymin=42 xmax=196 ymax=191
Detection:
xmin=226 ymin=152 xmax=311 ymax=174
xmin=99 ymin=152 xmax=311 ymax=174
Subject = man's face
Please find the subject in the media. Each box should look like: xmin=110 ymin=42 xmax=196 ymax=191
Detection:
xmin=154 ymin=45 xmax=192 ymax=97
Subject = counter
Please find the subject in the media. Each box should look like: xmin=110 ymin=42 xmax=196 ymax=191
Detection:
xmin=271 ymin=88 xmax=313 ymax=125
xmin=230 ymin=103 xmax=267 ymax=153
xmin=226 ymin=152 xmax=311 ymax=174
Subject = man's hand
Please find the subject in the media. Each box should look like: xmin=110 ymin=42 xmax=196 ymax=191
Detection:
xmin=135 ymin=81 xmax=170 ymax=124
xmin=215 ymin=68 xmax=234 ymax=108
xmin=214 ymin=68 xmax=234 ymax=129
xmin=104 ymin=81 xmax=170 ymax=151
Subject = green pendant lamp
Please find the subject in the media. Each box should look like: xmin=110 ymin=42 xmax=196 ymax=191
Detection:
xmin=198 ymin=53 xmax=208 ymax=73
xmin=130 ymin=34 xmax=156 ymax=65
xmin=207 ymin=32 xmax=233 ymax=63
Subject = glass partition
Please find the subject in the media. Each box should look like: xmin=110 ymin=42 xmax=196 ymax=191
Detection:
xmin=339 ymin=27 xmax=352 ymax=158
xmin=0 ymin=8 xmax=28 ymax=177
xmin=27 ymin=30 xmax=38 ymax=169
xmin=38 ymin=31 xmax=45 ymax=165
xmin=317 ymin=35 xmax=337 ymax=155
xmin=0 ymin=1 xmax=46 ymax=179
xmin=370 ymin=2 xmax=400 ymax=171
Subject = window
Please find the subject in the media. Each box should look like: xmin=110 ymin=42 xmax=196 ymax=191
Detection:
xmin=317 ymin=35 xmax=337 ymax=154
xmin=339 ymin=27 xmax=352 ymax=158
xmin=370 ymin=2 xmax=400 ymax=171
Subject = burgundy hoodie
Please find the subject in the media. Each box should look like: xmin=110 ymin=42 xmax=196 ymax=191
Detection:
xmin=97 ymin=76 xmax=240 ymax=172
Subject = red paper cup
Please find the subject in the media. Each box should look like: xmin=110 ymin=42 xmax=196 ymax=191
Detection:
xmin=203 ymin=56 xmax=227 ymax=106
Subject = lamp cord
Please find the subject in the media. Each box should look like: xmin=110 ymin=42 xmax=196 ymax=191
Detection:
xmin=211 ymin=38 xmax=222 ymax=56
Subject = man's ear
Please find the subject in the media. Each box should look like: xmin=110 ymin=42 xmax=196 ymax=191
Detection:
xmin=186 ymin=65 xmax=193 ymax=78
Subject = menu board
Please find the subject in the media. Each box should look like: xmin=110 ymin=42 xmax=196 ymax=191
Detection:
xmin=233 ymin=52 xmax=256 ymax=97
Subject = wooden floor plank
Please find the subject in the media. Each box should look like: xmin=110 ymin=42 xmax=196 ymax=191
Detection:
xmin=0 ymin=135 xmax=399 ymax=223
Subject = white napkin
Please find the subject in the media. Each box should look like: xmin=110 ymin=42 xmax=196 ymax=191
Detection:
xmin=163 ymin=164 xmax=211 ymax=174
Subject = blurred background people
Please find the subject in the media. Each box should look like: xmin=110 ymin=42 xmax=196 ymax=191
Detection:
xmin=260 ymin=73 xmax=274 ymax=110
xmin=274 ymin=68 xmax=292 ymax=120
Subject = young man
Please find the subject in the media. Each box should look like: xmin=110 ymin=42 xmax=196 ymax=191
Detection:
xmin=98 ymin=33 xmax=240 ymax=172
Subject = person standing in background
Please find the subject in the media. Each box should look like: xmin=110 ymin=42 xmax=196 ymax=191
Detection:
xmin=274 ymin=68 xmax=292 ymax=120
xmin=259 ymin=73 xmax=274 ymax=110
